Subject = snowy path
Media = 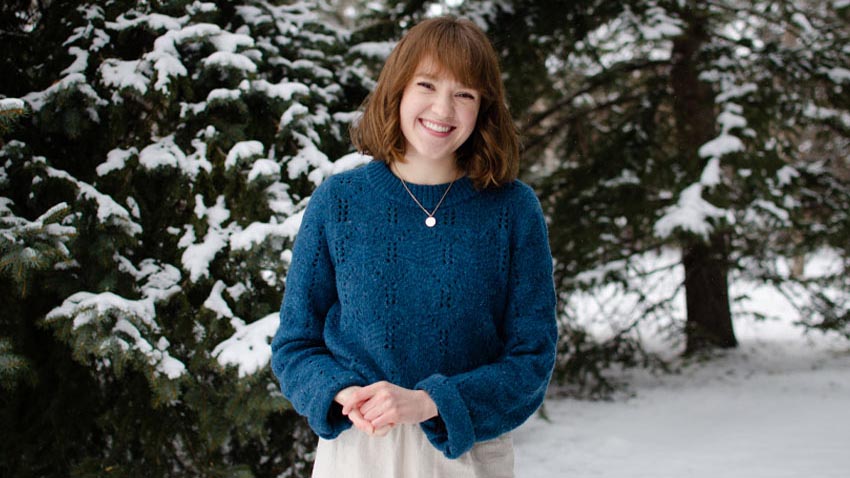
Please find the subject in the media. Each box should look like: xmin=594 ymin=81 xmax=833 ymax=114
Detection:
xmin=514 ymin=325 xmax=850 ymax=478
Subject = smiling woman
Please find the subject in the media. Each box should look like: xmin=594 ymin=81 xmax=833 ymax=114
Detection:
xmin=349 ymin=16 xmax=519 ymax=190
xmin=271 ymin=16 xmax=558 ymax=478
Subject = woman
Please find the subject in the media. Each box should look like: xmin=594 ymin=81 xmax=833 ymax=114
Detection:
xmin=271 ymin=16 xmax=557 ymax=478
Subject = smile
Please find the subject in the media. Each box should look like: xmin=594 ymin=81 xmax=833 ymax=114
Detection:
xmin=420 ymin=119 xmax=454 ymax=134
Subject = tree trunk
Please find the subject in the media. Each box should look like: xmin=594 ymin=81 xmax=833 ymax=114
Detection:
xmin=671 ymin=6 xmax=737 ymax=354
xmin=682 ymin=233 xmax=737 ymax=353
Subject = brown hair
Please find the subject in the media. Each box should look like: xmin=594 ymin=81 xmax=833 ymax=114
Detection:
xmin=350 ymin=16 xmax=519 ymax=189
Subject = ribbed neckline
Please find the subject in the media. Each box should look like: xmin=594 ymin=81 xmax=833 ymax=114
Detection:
xmin=366 ymin=160 xmax=479 ymax=209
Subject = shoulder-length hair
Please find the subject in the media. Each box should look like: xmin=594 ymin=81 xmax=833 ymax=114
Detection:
xmin=350 ymin=16 xmax=519 ymax=189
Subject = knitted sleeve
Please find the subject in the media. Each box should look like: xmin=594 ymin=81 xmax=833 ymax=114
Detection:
xmin=414 ymin=183 xmax=558 ymax=459
xmin=270 ymin=179 xmax=365 ymax=439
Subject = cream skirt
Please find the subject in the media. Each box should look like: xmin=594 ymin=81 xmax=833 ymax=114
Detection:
xmin=311 ymin=424 xmax=514 ymax=478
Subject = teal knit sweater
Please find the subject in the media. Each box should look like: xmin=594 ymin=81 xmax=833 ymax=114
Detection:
xmin=271 ymin=159 xmax=557 ymax=459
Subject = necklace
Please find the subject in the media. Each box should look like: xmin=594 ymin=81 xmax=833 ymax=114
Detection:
xmin=393 ymin=164 xmax=458 ymax=228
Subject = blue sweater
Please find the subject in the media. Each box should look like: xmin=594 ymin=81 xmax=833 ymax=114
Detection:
xmin=271 ymin=159 xmax=557 ymax=459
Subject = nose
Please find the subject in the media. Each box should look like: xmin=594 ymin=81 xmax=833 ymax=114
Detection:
xmin=430 ymin=92 xmax=453 ymax=119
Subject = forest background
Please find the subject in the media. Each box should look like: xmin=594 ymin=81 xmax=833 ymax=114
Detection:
xmin=1 ymin=0 xmax=848 ymax=476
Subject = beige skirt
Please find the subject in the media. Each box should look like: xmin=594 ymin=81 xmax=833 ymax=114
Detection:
xmin=311 ymin=424 xmax=514 ymax=478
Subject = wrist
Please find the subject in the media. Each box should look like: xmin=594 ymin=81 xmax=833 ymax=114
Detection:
xmin=417 ymin=390 xmax=438 ymax=421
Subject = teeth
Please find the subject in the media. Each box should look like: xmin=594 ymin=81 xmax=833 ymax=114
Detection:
xmin=422 ymin=120 xmax=451 ymax=133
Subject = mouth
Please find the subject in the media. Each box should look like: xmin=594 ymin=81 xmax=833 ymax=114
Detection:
xmin=419 ymin=119 xmax=455 ymax=135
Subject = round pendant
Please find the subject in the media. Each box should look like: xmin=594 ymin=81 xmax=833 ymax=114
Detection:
xmin=425 ymin=216 xmax=437 ymax=227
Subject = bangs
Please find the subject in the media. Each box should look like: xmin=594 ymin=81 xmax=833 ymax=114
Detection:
xmin=400 ymin=20 xmax=497 ymax=97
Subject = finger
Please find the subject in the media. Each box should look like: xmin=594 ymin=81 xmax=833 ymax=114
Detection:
xmin=371 ymin=413 xmax=398 ymax=430
xmin=360 ymin=394 xmax=393 ymax=420
xmin=348 ymin=409 xmax=374 ymax=434
xmin=343 ymin=386 xmax=380 ymax=415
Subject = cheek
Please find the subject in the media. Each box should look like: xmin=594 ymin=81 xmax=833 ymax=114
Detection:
xmin=462 ymin=105 xmax=481 ymax=131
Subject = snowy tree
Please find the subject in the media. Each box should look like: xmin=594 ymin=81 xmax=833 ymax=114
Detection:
xmin=475 ymin=0 xmax=850 ymax=355
xmin=1 ymin=1 xmax=373 ymax=475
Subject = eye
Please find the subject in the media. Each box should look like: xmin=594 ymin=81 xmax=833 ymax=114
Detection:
xmin=417 ymin=81 xmax=435 ymax=90
xmin=456 ymin=91 xmax=476 ymax=100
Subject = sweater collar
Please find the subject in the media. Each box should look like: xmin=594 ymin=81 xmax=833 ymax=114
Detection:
xmin=367 ymin=159 xmax=478 ymax=209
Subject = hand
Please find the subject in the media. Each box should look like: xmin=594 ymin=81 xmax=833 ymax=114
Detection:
xmin=335 ymin=386 xmax=391 ymax=436
xmin=342 ymin=381 xmax=438 ymax=430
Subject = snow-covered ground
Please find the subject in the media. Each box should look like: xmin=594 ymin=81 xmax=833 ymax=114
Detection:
xmin=515 ymin=301 xmax=850 ymax=478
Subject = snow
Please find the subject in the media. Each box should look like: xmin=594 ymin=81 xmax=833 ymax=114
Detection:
xmin=203 ymin=280 xmax=235 ymax=319
xmin=654 ymin=176 xmax=732 ymax=240
xmin=637 ymin=6 xmax=683 ymax=40
xmin=105 ymin=12 xmax=187 ymax=32
xmin=513 ymin=247 xmax=850 ymax=477
xmin=699 ymin=133 xmax=744 ymax=158
xmin=229 ymin=213 xmax=302 ymax=251
xmin=824 ymin=67 xmax=850 ymax=84
xmin=202 ymin=51 xmax=257 ymax=73
xmin=235 ymin=4 xmax=272 ymax=26
xmin=99 ymin=59 xmax=149 ymax=95
xmin=698 ymin=157 xmax=721 ymax=186
xmin=515 ymin=313 xmax=850 ymax=478
xmin=207 ymin=88 xmax=241 ymax=102
xmin=349 ymin=41 xmax=397 ymax=60
xmin=138 ymin=135 xmax=211 ymax=178
xmin=45 ymin=165 xmax=142 ymax=236
xmin=149 ymin=53 xmax=188 ymax=93
xmin=22 ymin=73 xmax=107 ymax=113
xmin=699 ymin=104 xmax=747 ymax=160
xmin=115 ymin=256 xmax=182 ymax=303
xmin=0 ymin=98 xmax=25 ymax=112
xmin=96 ymin=147 xmax=138 ymax=176
xmin=240 ymin=79 xmax=310 ymax=101
xmin=248 ymin=159 xmax=281 ymax=181
xmin=209 ymin=32 xmax=254 ymax=53
xmin=775 ymin=165 xmax=799 ymax=186
xmin=180 ymin=195 xmax=233 ymax=282
xmin=715 ymin=83 xmax=757 ymax=103
xmin=225 ymin=140 xmax=264 ymax=169
xmin=748 ymin=199 xmax=790 ymax=225
xmin=60 ymin=46 xmax=89 ymax=76
xmin=212 ymin=312 xmax=280 ymax=377
xmin=46 ymin=291 xmax=186 ymax=379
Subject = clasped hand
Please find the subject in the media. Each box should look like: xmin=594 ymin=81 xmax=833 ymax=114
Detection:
xmin=334 ymin=382 xmax=438 ymax=437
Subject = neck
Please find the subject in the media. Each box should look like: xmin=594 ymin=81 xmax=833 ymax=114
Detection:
xmin=392 ymin=157 xmax=462 ymax=185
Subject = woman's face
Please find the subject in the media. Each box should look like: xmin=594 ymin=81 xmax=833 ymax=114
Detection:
xmin=398 ymin=59 xmax=481 ymax=166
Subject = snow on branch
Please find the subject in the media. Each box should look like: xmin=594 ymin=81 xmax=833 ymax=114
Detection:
xmin=99 ymin=59 xmax=150 ymax=96
xmin=179 ymin=195 xmax=234 ymax=282
xmin=349 ymin=41 xmax=397 ymax=61
xmin=45 ymin=291 xmax=186 ymax=379
xmin=44 ymin=166 xmax=142 ymax=236
xmin=653 ymin=178 xmax=732 ymax=240
xmin=212 ymin=312 xmax=279 ymax=377
xmin=698 ymin=103 xmax=747 ymax=161
xmin=115 ymin=255 xmax=182 ymax=303
xmin=138 ymin=135 xmax=211 ymax=178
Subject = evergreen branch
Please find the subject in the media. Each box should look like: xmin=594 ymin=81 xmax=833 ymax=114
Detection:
xmin=520 ymin=59 xmax=670 ymax=135
xmin=521 ymin=92 xmax=644 ymax=154
xmin=0 ymin=337 xmax=34 ymax=390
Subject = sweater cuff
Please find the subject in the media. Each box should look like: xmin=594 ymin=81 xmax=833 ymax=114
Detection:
xmin=310 ymin=371 xmax=364 ymax=439
xmin=415 ymin=374 xmax=475 ymax=459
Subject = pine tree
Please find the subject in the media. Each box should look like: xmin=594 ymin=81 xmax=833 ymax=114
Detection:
xmin=485 ymin=0 xmax=850 ymax=354
xmin=1 ymin=1 xmax=372 ymax=476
